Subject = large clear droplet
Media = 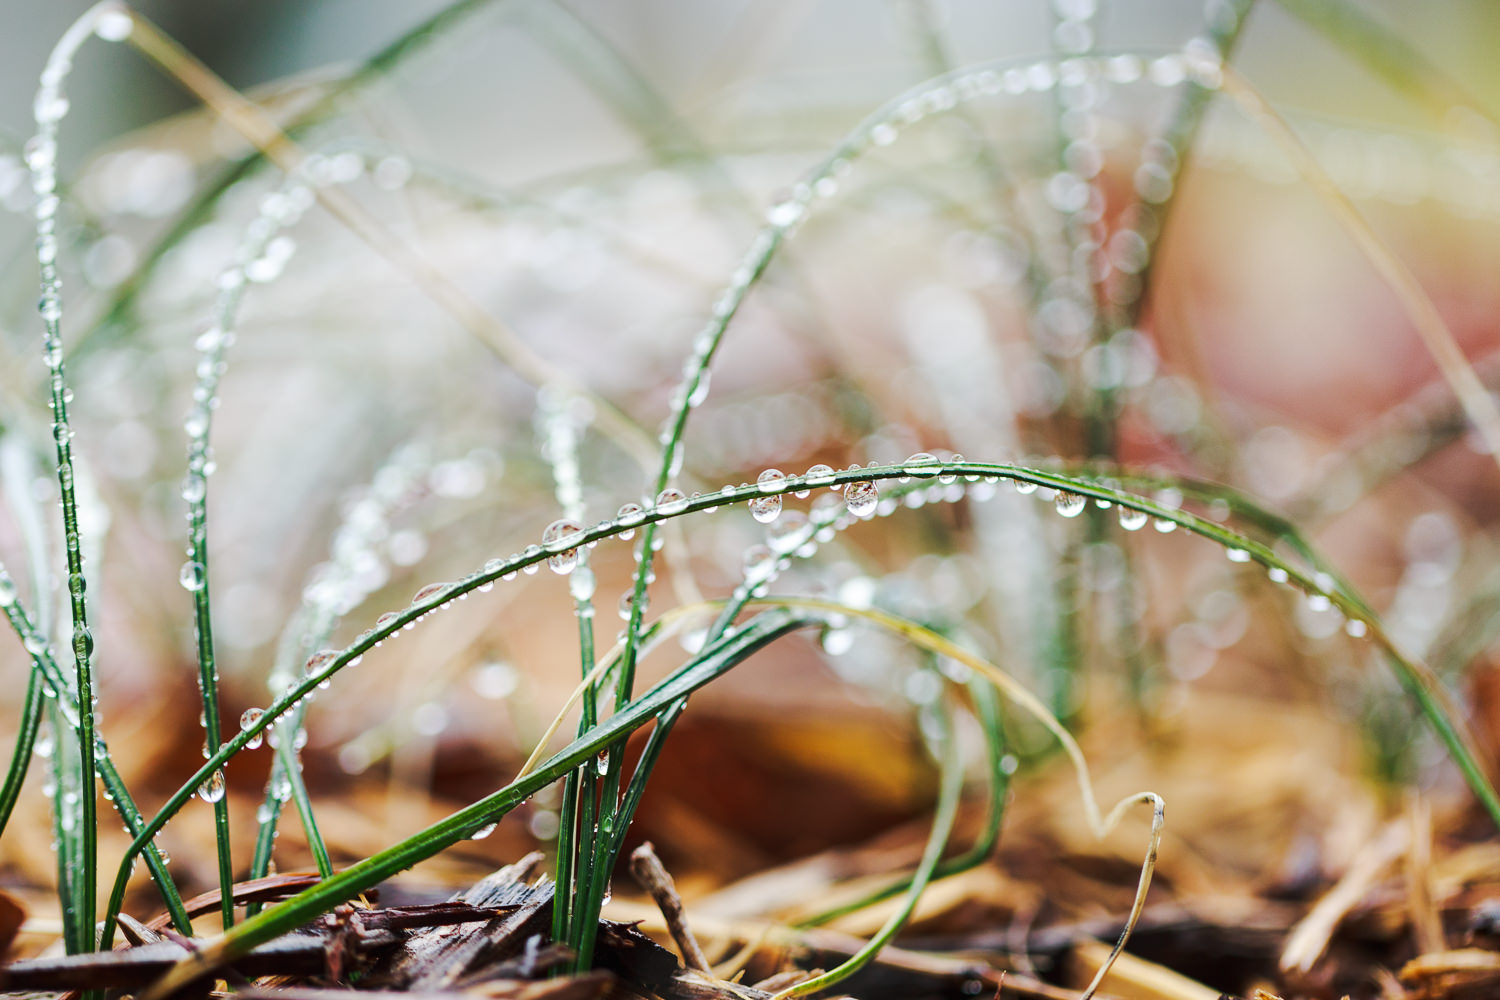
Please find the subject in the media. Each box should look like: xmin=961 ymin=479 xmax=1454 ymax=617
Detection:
xmin=1118 ymin=507 xmax=1147 ymax=531
xmin=655 ymin=488 xmax=688 ymax=515
xmin=304 ymin=649 xmax=337 ymax=678
xmin=412 ymin=581 xmax=450 ymax=604
xmin=240 ymin=708 xmax=265 ymax=749
xmin=198 ymin=769 xmax=226 ymax=804
xmin=542 ymin=518 xmax=582 ymax=574
xmin=1014 ymin=480 xmax=1038 ymax=495
xmin=569 ymin=565 xmax=596 ymax=601
xmin=903 ymin=452 xmax=941 ymax=478
xmin=1226 ymin=548 xmax=1250 ymax=563
xmin=1054 ymin=492 xmax=1086 ymax=518
xmin=179 ymin=560 xmax=206 ymax=592
xmin=768 ymin=511 xmax=809 ymax=554
xmin=805 ymin=464 xmax=837 ymax=489
xmin=748 ymin=493 xmax=782 ymax=524
xmin=616 ymin=502 xmax=643 ymax=539
xmin=845 ymin=480 xmax=878 ymax=516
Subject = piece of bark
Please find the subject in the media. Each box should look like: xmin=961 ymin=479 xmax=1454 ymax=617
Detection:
xmin=379 ymin=856 xmax=551 ymax=987
xmin=408 ymin=900 xmax=550 ymax=991
xmin=0 ymin=931 xmax=397 ymax=992
xmin=0 ymin=889 xmax=24 ymax=959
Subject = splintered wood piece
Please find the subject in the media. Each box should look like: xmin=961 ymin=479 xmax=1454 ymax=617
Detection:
xmin=408 ymin=900 xmax=549 ymax=991
xmin=382 ymin=859 xmax=552 ymax=986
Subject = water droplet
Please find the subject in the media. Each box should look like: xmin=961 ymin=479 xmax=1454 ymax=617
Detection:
xmin=72 ymin=625 xmax=92 ymax=658
xmin=1118 ymin=507 xmax=1147 ymax=531
xmin=1306 ymin=593 xmax=1331 ymax=613
xmin=1226 ymin=548 xmax=1250 ymax=563
xmin=1054 ymin=492 xmax=1086 ymax=518
xmin=522 ymin=542 xmax=542 ymax=575
xmin=0 ymin=575 xmax=13 ymax=607
xmin=413 ymin=581 xmax=450 ymax=604
xmin=616 ymin=502 xmax=643 ymax=539
xmin=619 ymin=590 xmax=646 ymax=621
xmin=767 ymin=199 xmax=804 ymax=228
xmin=94 ymin=8 xmax=133 ymax=41
xmin=757 ymin=468 xmax=786 ymax=493
xmin=471 ymin=822 xmax=497 ymax=841
xmin=569 ymin=565 xmax=596 ymax=601
xmin=1268 ymin=567 xmax=1289 ymax=584
xmin=181 ymin=476 xmax=206 ymax=504
xmin=748 ymin=493 xmax=782 ymax=524
xmin=240 ymin=708 xmax=264 ymax=749
xmin=33 ymin=725 xmax=53 ymax=759
xmin=179 ymin=560 xmax=206 ymax=591
xmin=655 ymin=488 xmax=688 ymax=515
xmin=198 ymin=769 xmax=226 ymax=804
xmin=543 ymin=518 xmax=583 ymax=574
xmin=767 ymin=511 xmax=810 ymax=553
xmin=1014 ymin=480 xmax=1038 ymax=495
xmin=903 ymin=452 xmax=941 ymax=478
xmin=1344 ymin=619 xmax=1367 ymax=638
xmin=304 ymin=649 xmax=337 ymax=678
xmin=806 ymin=464 xmax=837 ymax=488
xmin=595 ymin=750 xmax=610 ymax=775
xmin=845 ymin=480 xmax=878 ymax=516
xmin=743 ymin=544 xmax=775 ymax=578
xmin=1152 ymin=518 xmax=1177 ymax=534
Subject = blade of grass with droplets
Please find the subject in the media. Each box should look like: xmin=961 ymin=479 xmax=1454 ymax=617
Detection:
xmin=23 ymin=6 xmax=122 ymax=951
xmin=773 ymin=684 xmax=965 ymax=999
xmin=795 ymin=672 xmax=1008 ymax=928
xmin=104 ymin=459 xmax=1500 ymax=943
xmin=0 ymin=665 xmax=45 ymax=840
xmin=536 ymin=389 xmax=602 ymax=958
xmin=117 ymin=11 xmax=660 ymax=475
xmin=1118 ymin=0 xmax=1257 ymax=334
xmin=75 ymin=0 xmax=509 ymax=361
xmin=0 ymin=572 xmax=192 ymax=932
xmin=740 ymin=593 xmax=1163 ymax=1000
xmin=135 ymin=610 xmax=813 ymax=999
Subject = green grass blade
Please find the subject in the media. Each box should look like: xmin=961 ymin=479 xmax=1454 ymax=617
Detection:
xmin=1271 ymin=0 xmax=1487 ymax=119
xmin=0 ymin=666 xmax=46 ymax=838
xmin=774 ymin=687 xmax=964 ymax=998
xmin=136 ymin=610 xmax=813 ymax=994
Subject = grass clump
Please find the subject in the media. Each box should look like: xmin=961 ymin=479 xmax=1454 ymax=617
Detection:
xmin=3 ymin=2 xmax=1500 ymax=998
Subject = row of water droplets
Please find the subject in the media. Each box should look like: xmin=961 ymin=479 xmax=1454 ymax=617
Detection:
xmin=94 ymin=141 xmax=432 ymax=892
xmin=177 ymin=140 xmax=354 ymax=806
xmin=20 ymin=3 xmax=137 ymax=918
xmin=249 ymin=446 xmax=432 ymax=857
xmin=651 ymin=39 xmax=1236 ymax=515
xmin=1104 ymin=0 xmax=1250 ymax=326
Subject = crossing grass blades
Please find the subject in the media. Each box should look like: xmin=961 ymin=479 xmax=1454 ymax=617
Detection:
xmin=2 ymin=1 xmax=1500 ymax=999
